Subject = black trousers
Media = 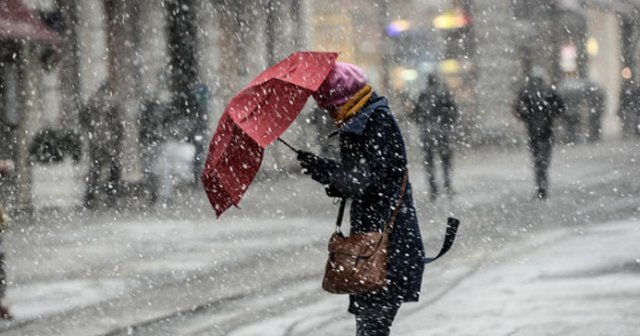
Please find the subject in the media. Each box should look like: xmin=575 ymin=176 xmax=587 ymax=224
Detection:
xmin=529 ymin=136 xmax=553 ymax=195
xmin=355 ymin=301 xmax=401 ymax=336
xmin=423 ymin=136 xmax=453 ymax=198
xmin=85 ymin=152 xmax=122 ymax=207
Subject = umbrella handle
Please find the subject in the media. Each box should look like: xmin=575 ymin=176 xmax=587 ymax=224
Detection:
xmin=277 ymin=138 xmax=299 ymax=154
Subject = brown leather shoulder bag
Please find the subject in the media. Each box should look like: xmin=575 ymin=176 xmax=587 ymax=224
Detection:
xmin=322 ymin=172 xmax=408 ymax=295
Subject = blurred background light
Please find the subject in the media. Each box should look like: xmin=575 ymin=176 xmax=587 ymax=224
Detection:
xmin=586 ymin=37 xmax=599 ymax=57
xmin=385 ymin=19 xmax=412 ymax=37
xmin=432 ymin=10 xmax=469 ymax=30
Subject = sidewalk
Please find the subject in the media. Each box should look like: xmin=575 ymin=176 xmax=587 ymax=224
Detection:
xmin=224 ymin=218 xmax=640 ymax=336
xmin=2 ymin=140 xmax=639 ymax=335
xmin=395 ymin=219 xmax=640 ymax=336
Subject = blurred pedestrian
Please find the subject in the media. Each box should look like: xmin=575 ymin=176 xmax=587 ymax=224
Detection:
xmin=188 ymin=84 xmax=210 ymax=185
xmin=617 ymin=81 xmax=640 ymax=138
xmin=514 ymin=68 xmax=564 ymax=200
xmin=585 ymin=82 xmax=605 ymax=143
xmin=296 ymin=62 xmax=425 ymax=336
xmin=409 ymin=73 xmax=459 ymax=201
xmin=138 ymin=93 xmax=168 ymax=205
xmin=0 ymin=159 xmax=14 ymax=319
xmin=79 ymin=83 xmax=124 ymax=209
xmin=557 ymin=73 xmax=606 ymax=143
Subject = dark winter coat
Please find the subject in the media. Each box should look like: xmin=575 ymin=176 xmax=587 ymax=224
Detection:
xmin=80 ymin=89 xmax=124 ymax=160
xmin=313 ymin=93 xmax=426 ymax=314
xmin=410 ymin=82 xmax=458 ymax=144
xmin=515 ymin=79 xmax=564 ymax=140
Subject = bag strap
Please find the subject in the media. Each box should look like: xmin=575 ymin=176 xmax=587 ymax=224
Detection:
xmin=334 ymin=198 xmax=347 ymax=233
xmin=384 ymin=171 xmax=408 ymax=233
xmin=332 ymin=172 xmax=460 ymax=264
xmin=334 ymin=170 xmax=408 ymax=234
xmin=424 ymin=217 xmax=460 ymax=264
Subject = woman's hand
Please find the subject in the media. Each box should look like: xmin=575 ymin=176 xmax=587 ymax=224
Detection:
xmin=296 ymin=151 xmax=332 ymax=185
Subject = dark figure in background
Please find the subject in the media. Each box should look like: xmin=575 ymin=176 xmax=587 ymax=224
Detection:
xmin=514 ymin=69 xmax=564 ymax=200
xmin=618 ymin=81 xmax=640 ymax=138
xmin=0 ymin=160 xmax=13 ymax=319
xmin=297 ymin=62 xmax=425 ymax=336
xmin=410 ymin=74 xmax=459 ymax=201
xmin=80 ymin=84 xmax=124 ymax=209
xmin=557 ymin=74 xmax=606 ymax=143
xmin=556 ymin=74 xmax=583 ymax=144
xmin=585 ymin=83 xmax=605 ymax=143
xmin=138 ymin=94 xmax=168 ymax=204
xmin=189 ymin=84 xmax=210 ymax=185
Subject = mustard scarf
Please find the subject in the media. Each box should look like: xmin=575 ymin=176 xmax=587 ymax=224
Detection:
xmin=334 ymin=84 xmax=373 ymax=126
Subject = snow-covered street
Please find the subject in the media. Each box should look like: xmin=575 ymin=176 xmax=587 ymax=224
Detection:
xmin=1 ymin=140 xmax=638 ymax=335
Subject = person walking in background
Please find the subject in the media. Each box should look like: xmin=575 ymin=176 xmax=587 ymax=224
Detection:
xmin=79 ymin=83 xmax=124 ymax=209
xmin=617 ymin=81 xmax=640 ymax=138
xmin=138 ymin=93 xmax=169 ymax=205
xmin=0 ymin=159 xmax=14 ymax=319
xmin=409 ymin=73 xmax=459 ymax=201
xmin=189 ymin=84 xmax=210 ymax=185
xmin=585 ymin=82 xmax=605 ymax=143
xmin=296 ymin=62 xmax=425 ymax=336
xmin=514 ymin=67 xmax=564 ymax=200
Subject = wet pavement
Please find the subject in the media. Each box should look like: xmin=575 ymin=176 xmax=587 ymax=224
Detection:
xmin=0 ymin=140 xmax=638 ymax=335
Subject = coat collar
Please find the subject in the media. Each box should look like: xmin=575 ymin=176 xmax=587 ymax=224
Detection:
xmin=337 ymin=93 xmax=389 ymax=136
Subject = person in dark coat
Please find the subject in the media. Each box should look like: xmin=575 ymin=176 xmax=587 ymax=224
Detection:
xmin=80 ymin=83 xmax=124 ymax=209
xmin=585 ymin=82 xmax=605 ymax=143
xmin=514 ymin=68 xmax=564 ymax=200
xmin=409 ymin=73 xmax=459 ymax=201
xmin=188 ymin=84 xmax=210 ymax=185
xmin=297 ymin=62 xmax=425 ymax=336
xmin=138 ymin=94 xmax=168 ymax=204
xmin=0 ymin=160 xmax=13 ymax=319
xmin=617 ymin=81 xmax=640 ymax=138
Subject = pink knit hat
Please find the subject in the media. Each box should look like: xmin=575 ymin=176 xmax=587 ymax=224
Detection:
xmin=313 ymin=62 xmax=368 ymax=109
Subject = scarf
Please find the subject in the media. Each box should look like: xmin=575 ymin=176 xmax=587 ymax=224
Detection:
xmin=334 ymin=84 xmax=373 ymax=126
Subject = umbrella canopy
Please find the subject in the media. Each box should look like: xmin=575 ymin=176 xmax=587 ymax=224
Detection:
xmin=202 ymin=113 xmax=263 ymax=216
xmin=202 ymin=51 xmax=339 ymax=217
xmin=228 ymin=51 xmax=339 ymax=147
xmin=0 ymin=0 xmax=60 ymax=44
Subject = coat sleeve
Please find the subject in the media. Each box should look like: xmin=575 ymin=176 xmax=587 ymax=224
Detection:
xmin=440 ymin=91 xmax=459 ymax=124
xmin=547 ymin=91 xmax=565 ymax=118
xmin=322 ymin=111 xmax=406 ymax=198
xmin=514 ymin=91 xmax=529 ymax=120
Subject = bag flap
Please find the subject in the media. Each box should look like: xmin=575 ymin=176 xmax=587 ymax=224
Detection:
xmin=328 ymin=232 xmax=386 ymax=258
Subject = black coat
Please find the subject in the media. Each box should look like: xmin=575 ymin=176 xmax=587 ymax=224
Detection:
xmin=410 ymin=83 xmax=458 ymax=144
xmin=313 ymin=93 xmax=425 ymax=313
xmin=515 ymin=80 xmax=564 ymax=140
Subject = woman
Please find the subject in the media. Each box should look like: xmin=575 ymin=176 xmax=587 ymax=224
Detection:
xmin=297 ymin=62 xmax=425 ymax=336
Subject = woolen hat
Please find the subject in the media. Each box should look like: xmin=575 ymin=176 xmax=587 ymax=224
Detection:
xmin=313 ymin=62 xmax=368 ymax=109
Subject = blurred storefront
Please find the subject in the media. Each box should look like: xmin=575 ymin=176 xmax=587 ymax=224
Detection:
xmin=309 ymin=0 xmax=638 ymax=144
xmin=0 ymin=0 xmax=60 ymax=214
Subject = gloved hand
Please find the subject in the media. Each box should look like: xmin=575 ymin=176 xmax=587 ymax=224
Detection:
xmin=325 ymin=185 xmax=344 ymax=198
xmin=297 ymin=151 xmax=333 ymax=185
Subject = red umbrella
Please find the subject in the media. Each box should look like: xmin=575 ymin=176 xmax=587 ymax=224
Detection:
xmin=228 ymin=51 xmax=339 ymax=147
xmin=202 ymin=51 xmax=339 ymax=217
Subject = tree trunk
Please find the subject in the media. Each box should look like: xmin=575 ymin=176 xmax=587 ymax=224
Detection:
xmin=166 ymin=0 xmax=199 ymax=125
xmin=55 ymin=0 xmax=82 ymax=128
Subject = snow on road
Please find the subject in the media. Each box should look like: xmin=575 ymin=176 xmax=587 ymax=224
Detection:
xmin=0 ymin=140 xmax=637 ymax=335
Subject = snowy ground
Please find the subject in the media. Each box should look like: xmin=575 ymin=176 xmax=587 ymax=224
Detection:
xmin=0 ymin=140 xmax=638 ymax=335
